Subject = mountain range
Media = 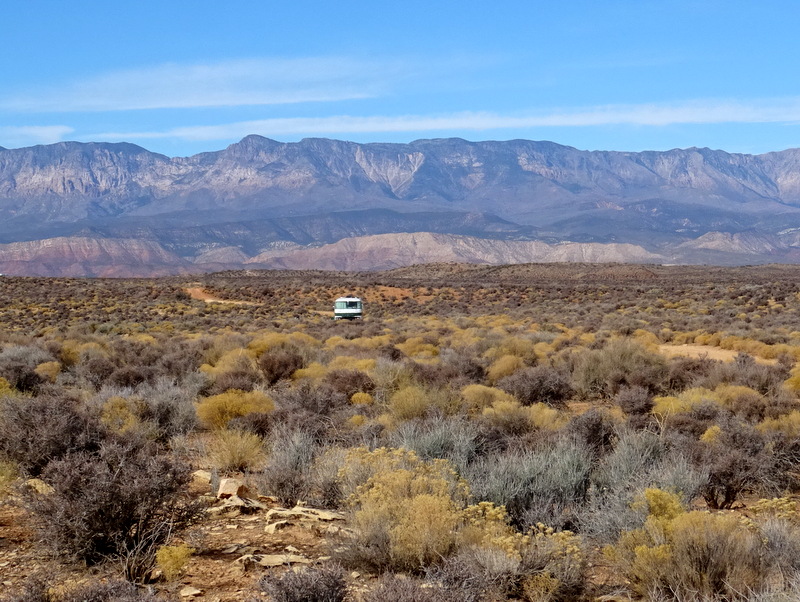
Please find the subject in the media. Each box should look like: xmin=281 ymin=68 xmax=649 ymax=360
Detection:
xmin=2 ymin=135 xmax=800 ymax=275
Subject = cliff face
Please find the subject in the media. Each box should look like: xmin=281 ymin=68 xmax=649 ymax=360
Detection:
xmin=2 ymin=136 xmax=800 ymax=274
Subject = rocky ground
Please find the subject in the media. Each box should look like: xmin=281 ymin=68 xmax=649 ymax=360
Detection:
xmin=0 ymin=473 xmax=358 ymax=601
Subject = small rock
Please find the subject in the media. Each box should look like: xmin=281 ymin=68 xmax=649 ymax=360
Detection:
xmin=180 ymin=586 xmax=203 ymax=597
xmin=264 ymin=520 xmax=291 ymax=534
xmin=217 ymin=477 xmax=249 ymax=499
xmin=351 ymin=571 xmax=361 ymax=579
xmin=236 ymin=553 xmax=311 ymax=570
xmin=192 ymin=470 xmax=212 ymax=484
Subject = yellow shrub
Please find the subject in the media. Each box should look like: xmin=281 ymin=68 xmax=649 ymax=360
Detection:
xmin=749 ymin=497 xmax=798 ymax=522
xmin=527 ymin=403 xmax=567 ymax=431
xmin=483 ymin=398 xmax=530 ymax=432
xmin=460 ymin=502 xmax=527 ymax=558
xmin=653 ymin=387 xmax=719 ymax=419
xmin=395 ymin=337 xmax=439 ymax=359
xmin=0 ymin=460 xmax=18 ymax=498
xmin=206 ymin=429 xmax=265 ymax=472
xmin=347 ymin=414 xmax=367 ymax=428
xmin=461 ymin=384 xmax=516 ymax=413
xmin=0 ymin=377 xmax=16 ymax=397
xmin=199 ymin=347 xmax=258 ymax=376
xmin=101 ymin=396 xmax=143 ymax=434
xmin=196 ymin=389 xmax=274 ymax=429
xmin=487 ymin=354 xmax=524 ymax=383
xmin=329 ymin=355 xmax=376 ymax=373
xmin=607 ymin=490 xmax=764 ymax=599
xmin=350 ymin=392 xmax=374 ymax=405
xmin=34 ymin=361 xmax=61 ymax=383
xmin=389 ymin=386 xmax=430 ymax=420
xmin=156 ymin=544 xmax=194 ymax=581
xmin=700 ymin=425 xmax=723 ymax=444
xmin=758 ymin=410 xmax=800 ymax=437
xmin=292 ymin=361 xmax=327 ymax=381
xmin=342 ymin=447 xmax=470 ymax=571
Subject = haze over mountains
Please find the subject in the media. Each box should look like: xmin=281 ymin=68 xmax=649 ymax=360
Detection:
xmin=1 ymin=135 xmax=800 ymax=276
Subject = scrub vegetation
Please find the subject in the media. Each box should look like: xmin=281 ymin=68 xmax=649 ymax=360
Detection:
xmin=2 ymin=263 xmax=800 ymax=600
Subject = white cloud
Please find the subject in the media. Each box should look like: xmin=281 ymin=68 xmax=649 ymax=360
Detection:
xmin=89 ymin=97 xmax=800 ymax=142
xmin=0 ymin=125 xmax=74 ymax=147
xmin=0 ymin=57 xmax=399 ymax=112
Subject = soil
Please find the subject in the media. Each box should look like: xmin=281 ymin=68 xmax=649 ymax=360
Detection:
xmin=185 ymin=287 xmax=257 ymax=306
xmin=0 ymin=482 xmax=339 ymax=600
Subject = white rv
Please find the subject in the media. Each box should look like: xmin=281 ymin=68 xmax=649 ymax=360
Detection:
xmin=334 ymin=296 xmax=363 ymax=320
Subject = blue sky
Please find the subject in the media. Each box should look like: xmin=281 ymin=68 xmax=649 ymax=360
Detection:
xmin=2 ymin=0 xmax=799 ymax=156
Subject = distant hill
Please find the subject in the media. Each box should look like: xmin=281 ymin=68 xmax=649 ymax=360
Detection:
xmin=2 ymin=136 xmax=800 ymax=274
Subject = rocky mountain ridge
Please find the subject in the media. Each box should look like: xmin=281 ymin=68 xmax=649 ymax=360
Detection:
xmin=2 ymin=136 xmax=800 ymax=274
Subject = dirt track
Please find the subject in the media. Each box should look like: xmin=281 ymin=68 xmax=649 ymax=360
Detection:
xmin=185 ymin=287 xmax=257 ymax=305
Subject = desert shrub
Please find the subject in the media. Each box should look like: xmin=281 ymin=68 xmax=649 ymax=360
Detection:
xmin=206 ymin=428 xmax=265 ymax=473
xmin=497 ymin=365 xmax=573 ymax=408
xmin=0 ymin=459 xmax=17 ymax=497
xmin=362 ymin=574 xmax=452 ymax=602
xmin=0 ymin=394 xmax=106 ymax=476
xmin=275 ymin=381 xmax=349 ymax=417
xmin=350 ymin=391 xmax=373 ymax=405
xmin=108 ymin=365 xmax=155 ymax=389
xmin=520 ymin=524 xmax=586 ymax=601
xmin=337 ymin=447 xmax=468 ymax=571
xmin=699 ymin=352 xmax=789 ymax=397
xmin=134 ymin=376 xmax=200 ymax=440
xmin=0 ymin=345 xmax=53 ymax=393
xmin=608 ymin=495 xmax=767 ymax=600
xmin=572 ymin=338 xmax=667 ymax=398
xmin=4 ymin=577 xmax=161 ymax=602
xmin=324 ymin=369 xmax=376 ymax=397
xmin=664 ymin=355 xmax=716 ymax=392
xmin=258 ymin=563 xmax=348 ymax=602
xmin=461 ymin=384 xmax=516 ymax=413
xmin=155 ymin=543 xmax=194 ymax=581
xmin=258 ymin=347 xmax=305 ymax=385
xmin=615 ymin=385 xmax=653 ymax=415
xmin=481 ymin=398 xmax=566 ymax=439
xmin=487 ymin=354 xmax=524 ymax=383
xmin=565 ymin=408 xmax=617 ymax=459
xmin=389 ymin=417 xmax=482 ymax=473
xmin=466 ymin=439 xmax=592 ymax=530
xmin=60 ymin=580 xmax=162 ymax=602
xmin=24 ymin=440 xmax=203 ymax=581
xmin=196 ymin=389 xmax=274 ymax=429
xmin=34 ymin=361 xmax=61 ymax=384
xmin=389 ymin=385 xmax=431 ymax=420
xmin=259 ymin=427 xmax=317 ymax=505
xmin=583 ymin=430 xmax=707 ymax=541
xmin=692 ymin=417 xmax=777 ymax=509
xmin=431 ymin=523 xmax=586 ymax=602
xmin=409 ymin=350 xmax=485 ymax=389
xmin=205 ymin=368 xmax=261 ymax=394
xmin=77 ymin=355 xmax=117 ymax=390
xmin=433 ymin=546 xmax=524 ymax=601
xmin=99 ymin=395 xmax=145 ymax=434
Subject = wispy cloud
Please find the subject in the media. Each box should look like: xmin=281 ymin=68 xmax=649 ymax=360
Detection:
xmin=0 ymin=125 xmax=74 ymax=146
xmin=90 ymin=97 xmax=800 ymax=142
xmin=0 ymin=57 xmax=402 ymax=112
